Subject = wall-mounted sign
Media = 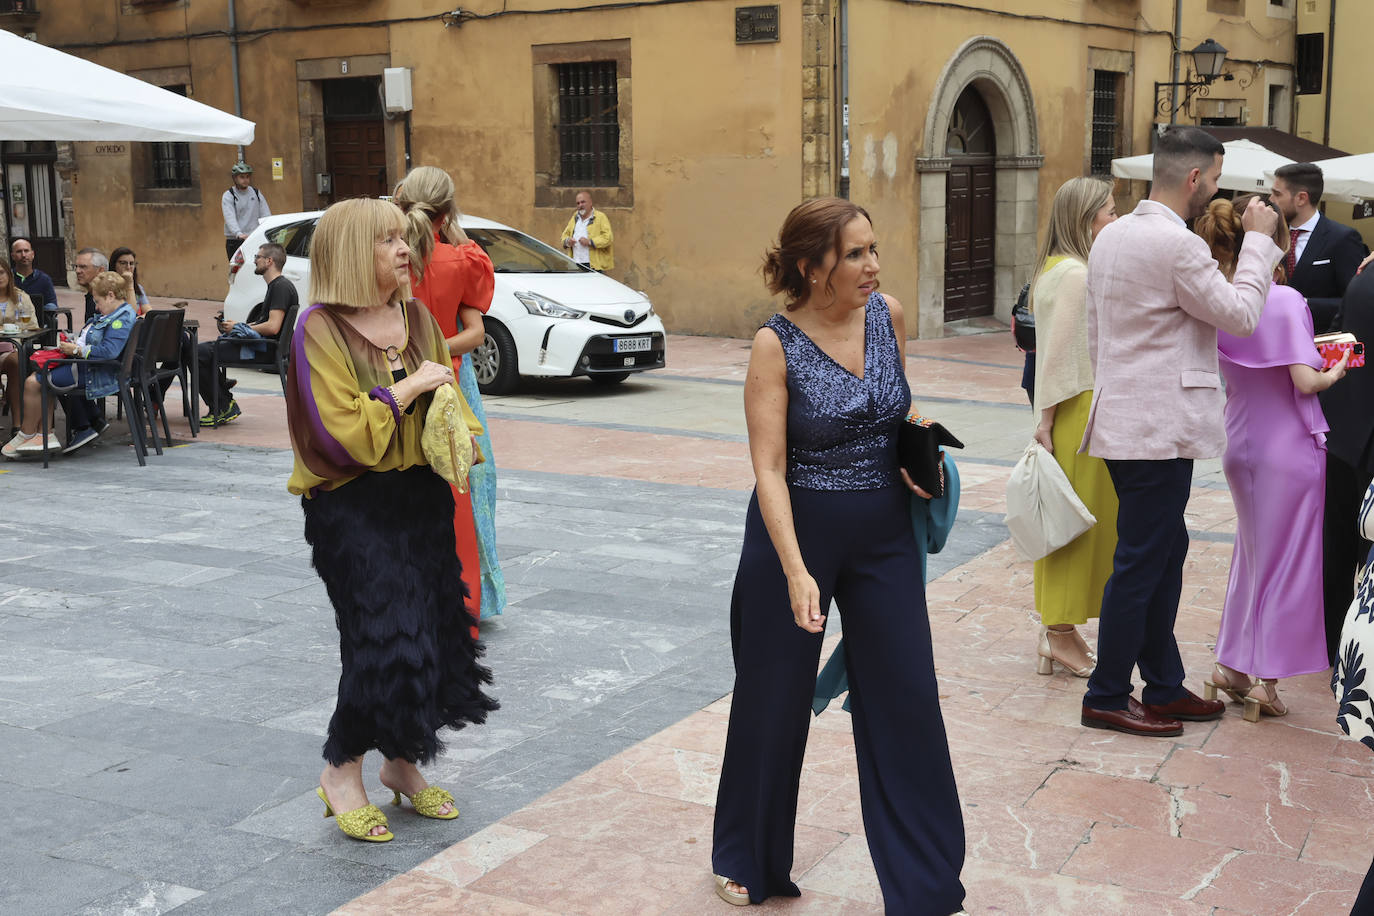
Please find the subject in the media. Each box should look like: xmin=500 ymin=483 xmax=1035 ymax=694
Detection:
xmin=272 ymin=157 xmax=283 ymax=181
xmin=92 ymin=143 xmax=127 ymax=155
xmin=736 ymin=5 xmax=779 ymax=43
xmin=1356 ymin=200 xmax=1374 ymax=220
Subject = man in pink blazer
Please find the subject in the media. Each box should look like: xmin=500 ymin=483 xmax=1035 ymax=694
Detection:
xmin=1079 ymin=126 xmax=1282 ymax=737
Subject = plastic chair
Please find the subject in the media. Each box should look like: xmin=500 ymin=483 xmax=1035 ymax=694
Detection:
xmin=37 ymin=319 xmax=149 ymax=468
xmin=41 ymin=307 xmax=74 ymax=333
xmin=207 ymin=300 xmax=299 ymax=426
xmin=137 ymin=308 xmax=194 ymax=449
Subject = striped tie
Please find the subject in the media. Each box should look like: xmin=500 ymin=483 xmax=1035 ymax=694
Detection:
xmin=1286 ymin=227 xmax=1300 ymax=280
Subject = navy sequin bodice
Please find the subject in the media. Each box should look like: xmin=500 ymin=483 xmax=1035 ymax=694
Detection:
xmin=765 ymin=292 xmax=911 ymax=490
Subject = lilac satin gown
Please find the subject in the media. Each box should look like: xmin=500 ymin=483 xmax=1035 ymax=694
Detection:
xmin=1215 ymin=285 xmax=1330 ymax=679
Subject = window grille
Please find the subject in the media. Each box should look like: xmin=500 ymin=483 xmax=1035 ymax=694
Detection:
xmin=556 ymin=61 xmax=619 ymax=186
xmin=1090 ymin=70 xmax=1121 ymax=176
xmin=149 ymin=86 xmax=192 ymax=188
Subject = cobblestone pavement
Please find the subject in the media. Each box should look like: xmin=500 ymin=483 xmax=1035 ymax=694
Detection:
xmin=1 ymin=296 xmax=1367 ymax=914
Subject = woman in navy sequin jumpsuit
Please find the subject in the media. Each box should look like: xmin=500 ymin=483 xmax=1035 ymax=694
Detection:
xmin=711 ymin=199 xmax=966 ymax=913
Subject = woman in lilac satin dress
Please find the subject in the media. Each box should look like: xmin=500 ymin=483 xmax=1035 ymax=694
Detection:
xmin=1196 ymin=195 xmax=1350 ymax=721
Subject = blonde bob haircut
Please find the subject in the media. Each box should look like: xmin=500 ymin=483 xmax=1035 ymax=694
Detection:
xmin=309 ymin=198 xmax=410 ymax=308
xmin=393 ymin=165 xmax=462 ymax=284
xmin=1027 ymin=176 xmax=1114 ymax=313
xmin=89 ymin=270 xmax=129 ymax=300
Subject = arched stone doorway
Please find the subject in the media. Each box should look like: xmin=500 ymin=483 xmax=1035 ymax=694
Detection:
xmin=915 ymin=38 xmax=1042 ymax=338
xmin=943 ymin=86 xmax=996 ymax=321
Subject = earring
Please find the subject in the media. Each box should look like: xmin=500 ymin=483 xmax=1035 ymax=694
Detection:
xmin=811 ymin=278 xmax=817 ymax=284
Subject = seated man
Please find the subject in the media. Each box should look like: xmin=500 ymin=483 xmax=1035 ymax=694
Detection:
xmin=198 ymin=242 xmax=297 ymax=425
xmin=11 ymin=237 xmax=57 ymax=317
xmin=1 ymin=270 xmax=136 ymax=458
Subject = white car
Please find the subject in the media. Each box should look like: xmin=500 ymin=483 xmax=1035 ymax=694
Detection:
xmin=225 ymin=211 xmax=666 ymax=394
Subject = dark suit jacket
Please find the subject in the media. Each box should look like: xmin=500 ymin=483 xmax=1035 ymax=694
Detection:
xmin=1320 ymin=265 xmax=1374 ymax=474
xmin=1289 ymin=214 xmax=1368 ymax=332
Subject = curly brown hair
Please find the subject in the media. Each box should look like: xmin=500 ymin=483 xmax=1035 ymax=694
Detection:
xmin=1194 ymin=195 xmax=1289 ymax=282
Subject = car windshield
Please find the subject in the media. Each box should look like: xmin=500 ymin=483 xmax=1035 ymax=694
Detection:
xmin=465 ymin=227 xmax=585 ymax=274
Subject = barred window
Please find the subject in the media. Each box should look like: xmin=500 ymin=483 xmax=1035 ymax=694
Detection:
xmin=149 ymin=85 xmax=192 ymax=189
xmin=1295 ymin=33 xmax=1324 ymax=95
xmin=556 ymin=61 xmax=619 ymax=186
xmin=1090 ymin=70 xmax=1122 ymax=177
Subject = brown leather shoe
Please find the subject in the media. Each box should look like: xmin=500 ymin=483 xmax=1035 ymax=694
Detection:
xmin=1144 ymin=688 xmax=1225 ymax=722
xmin=1081 ymin=697 xmax=1183 ymax=737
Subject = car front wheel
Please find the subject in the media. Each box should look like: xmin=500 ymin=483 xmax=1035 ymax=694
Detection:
xmin=474 ymin=319 xmax=519 ymax=395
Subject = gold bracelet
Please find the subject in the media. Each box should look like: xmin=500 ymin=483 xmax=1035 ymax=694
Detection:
xmin=387 ymin=384 xmax=402 ymax=410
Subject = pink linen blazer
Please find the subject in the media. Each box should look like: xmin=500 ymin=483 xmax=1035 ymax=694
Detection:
xmin=1080 ymin=199 xmax=1282 ymax=460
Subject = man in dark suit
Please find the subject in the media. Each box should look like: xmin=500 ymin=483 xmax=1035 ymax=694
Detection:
xmin=1321 ymin=257 xmax=1374 ymax=661
xmin=1270 ymin=162 xmax=1369 ymax=332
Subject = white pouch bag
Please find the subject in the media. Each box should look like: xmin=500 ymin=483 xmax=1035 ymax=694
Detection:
xmin=1004 ymin=441 xmax=1096 ymax=562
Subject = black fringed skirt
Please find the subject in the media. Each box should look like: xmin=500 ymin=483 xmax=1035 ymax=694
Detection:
xmin=303 ymin=466 xmax=499 ymax=766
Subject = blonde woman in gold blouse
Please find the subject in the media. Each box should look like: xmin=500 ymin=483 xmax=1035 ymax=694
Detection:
xmin=284 ymin=198 xmax=497 ymax=843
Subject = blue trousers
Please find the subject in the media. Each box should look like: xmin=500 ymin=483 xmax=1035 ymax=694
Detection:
xmin=1084 ymin=458 xmax=1193 ymax=710
xmin=712 ymin=485 xmax=965 ymax=914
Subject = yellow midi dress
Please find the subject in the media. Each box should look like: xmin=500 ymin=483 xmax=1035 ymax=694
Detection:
xmin=1033 ymin=389 xmax=1118 ymax=625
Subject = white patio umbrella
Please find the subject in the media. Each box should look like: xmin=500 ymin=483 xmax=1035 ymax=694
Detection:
xmin=1301 ymin=154 xmax=1374 ymax=202
xmin=0 ymin=30 xmax=254 ymax=144
xmin=1111 ymin=139 xmax=1292 ymax=193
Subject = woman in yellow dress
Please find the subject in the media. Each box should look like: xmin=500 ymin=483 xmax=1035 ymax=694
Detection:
xmin=1030 ymin=177 xmax=1120 ymax=676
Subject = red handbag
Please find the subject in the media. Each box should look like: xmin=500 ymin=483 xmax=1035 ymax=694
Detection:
xmin=30 ymin=348 xmax=65 ymax=369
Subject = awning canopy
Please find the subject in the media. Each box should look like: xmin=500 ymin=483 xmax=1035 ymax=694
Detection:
xmin=0 ymin=30 xmax=254 ymax=145
xmin=1282 ymin=153 xmax=1374 ymax=202
xmin=1111 ymin=139 xmax=1292 ymax=193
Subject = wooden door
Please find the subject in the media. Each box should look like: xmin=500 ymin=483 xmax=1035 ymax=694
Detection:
xmin=944 ymin=161 xmax=994 ymax=321
xmin=2 ymin=142 xmax=65 ymax=284
xmin=324 ymin=120 xmax=387 ymax=201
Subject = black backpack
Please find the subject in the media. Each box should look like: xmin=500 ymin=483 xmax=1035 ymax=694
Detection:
xmin=1011 ymin=281 xmax=1034 ymax=352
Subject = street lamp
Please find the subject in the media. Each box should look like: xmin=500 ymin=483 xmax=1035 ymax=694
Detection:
xmin=1154 ymin=39 xmax=1234 ymax=121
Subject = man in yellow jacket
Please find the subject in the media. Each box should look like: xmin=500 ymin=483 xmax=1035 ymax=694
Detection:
xmin=560 ymin=190 xmax=614 ymax=272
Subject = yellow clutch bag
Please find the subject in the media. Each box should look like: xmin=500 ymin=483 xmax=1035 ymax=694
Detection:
xmin=422 ymin=383 xmax=477 ymax=492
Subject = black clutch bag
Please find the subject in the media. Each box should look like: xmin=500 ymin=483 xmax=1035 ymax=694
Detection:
xmin=898 ymin=415 xmax=964 ymax=498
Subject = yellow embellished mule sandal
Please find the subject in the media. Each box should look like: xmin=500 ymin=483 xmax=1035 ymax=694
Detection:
xmin=392 ymin=785 xmax=460 ymax=820
xmin=316 ymin=787 xmax=394 ymax=842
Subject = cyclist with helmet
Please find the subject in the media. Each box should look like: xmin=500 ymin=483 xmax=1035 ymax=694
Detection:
xmin=222 ymin=161 xmax=271 ymax=261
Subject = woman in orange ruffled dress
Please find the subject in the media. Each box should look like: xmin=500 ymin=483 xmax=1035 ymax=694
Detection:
xmin=395 ymin=166 xmax=507 ymax=635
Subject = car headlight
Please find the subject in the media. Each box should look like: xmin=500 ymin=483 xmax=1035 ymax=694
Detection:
xmin=515 ymin=291 xmax=585 ymax=319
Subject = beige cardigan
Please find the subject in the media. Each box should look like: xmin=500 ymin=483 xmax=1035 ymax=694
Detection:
xmin=1031 ymin=256 xmax=1093 ymax=415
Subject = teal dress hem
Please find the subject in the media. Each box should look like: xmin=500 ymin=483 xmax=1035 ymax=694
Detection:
xmin=458 ymin=352 xmax=507 ymax=618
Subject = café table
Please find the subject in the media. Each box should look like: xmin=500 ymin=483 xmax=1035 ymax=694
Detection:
xmin=0 ymin=324 xmax=58 ymax=421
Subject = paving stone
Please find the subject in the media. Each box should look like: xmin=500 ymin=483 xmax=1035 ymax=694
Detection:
xmin=1 ymin=847 xmax=135 ymax=916
xmin=70 ymin=880 xmax=204 ymax=916
xmin=52 ymin=811 xmax=295 ymax=891
xmin=158 ymin=850 xmax=398 ymax=916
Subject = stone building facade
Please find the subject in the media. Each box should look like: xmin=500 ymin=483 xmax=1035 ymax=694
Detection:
xmin=2 ymin=0 xmax=1303 ymax=336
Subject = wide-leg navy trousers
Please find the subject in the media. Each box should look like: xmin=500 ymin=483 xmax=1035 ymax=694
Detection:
xmin=711 ymin=485 xmax=966 ymax=915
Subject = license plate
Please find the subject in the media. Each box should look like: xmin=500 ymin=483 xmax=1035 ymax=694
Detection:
xmin=613 ymin=336 xmax=651 ymax=353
